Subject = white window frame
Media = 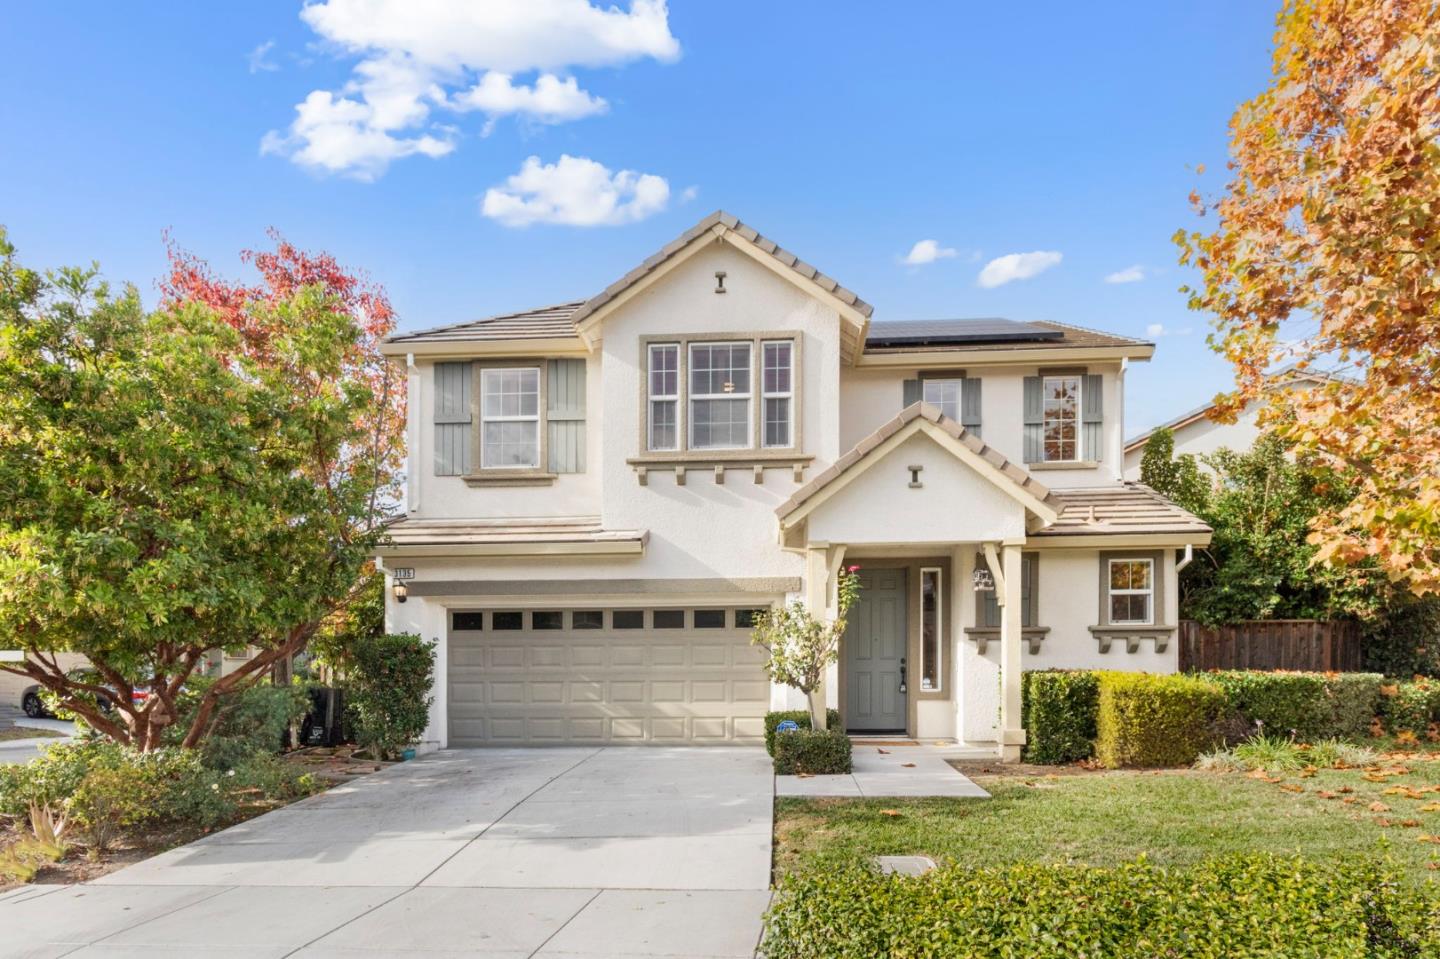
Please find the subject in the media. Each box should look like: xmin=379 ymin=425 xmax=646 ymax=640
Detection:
xmin=647 ymin=343 xmax=680 ymax=452
xmin=920 ymin=566 xmax=943 ymax=692
xmin=479 ymin=366 xmax=541 ymax=469
xmin=1041 ymin=374 xmax=1082 ymax=463
xmin=687 ymin=341 xmax=753 ymax=451
xmin=761 ymin=340 xmax=794 ymax=449
xmin=922 ymin=377 xmax=962 ymax=422
xmin=1107 ymin=558 xmax=1154 ymax=626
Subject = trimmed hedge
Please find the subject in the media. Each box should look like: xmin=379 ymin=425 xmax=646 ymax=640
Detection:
xmin=1095 ymin=671 xmax=1225 ymax=768
xmin=773 ymin=727 xmax=852 ymax=775
xmin=1380 ymin=678 xmax=1440 ymax=734
xmin=764 ymin=709 xmax=842 ymax=757
xmin=1021 ymin=670 xmax=1098 ymax=764
xmin=1207 ymin=671 xmax=1385 ymax=742
xmin=762 ymin=856 xmax=1440 ymax=959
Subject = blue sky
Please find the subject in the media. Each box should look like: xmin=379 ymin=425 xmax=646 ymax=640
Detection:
xmin=0 ymin=2 xmax=1277 ymax=434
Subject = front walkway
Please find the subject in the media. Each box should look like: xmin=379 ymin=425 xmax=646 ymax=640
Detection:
xmin=775 ymin=742 xmax=992 ymax=798
xmin=0 ymin=747 xmax=774 ymax=958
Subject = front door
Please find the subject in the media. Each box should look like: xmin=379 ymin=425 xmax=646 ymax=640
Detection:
xmin=843 ymin=567 xmax=907 ymax=732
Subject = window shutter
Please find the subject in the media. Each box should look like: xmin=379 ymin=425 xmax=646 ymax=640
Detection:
xmin=961 ymin=377 xmax=982 ymax=437
xmin=1022 ymin=376 xmax=1043 ymax=463
xmin=1021 ymin=554 xmax=1036 ymax=628
xmin=977 ymin=553 xmax=1000 ymax=629
xmin=902 ymin=378 xmax=921 ymax=407
xmin=1082 ymin=373 xmax=1104 ymax=461
xmin=547 ymin=359 xmax=586 ymax=473
xmin=434 ymin=362 xmax=472 ymax=476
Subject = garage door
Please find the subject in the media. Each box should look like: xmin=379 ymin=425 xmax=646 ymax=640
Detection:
xmin=447 ymin=606 xmax=772 ymax=746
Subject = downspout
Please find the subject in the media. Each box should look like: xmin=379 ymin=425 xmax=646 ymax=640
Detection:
xmin=1176 ymin=543 xmax=1193 ymax=572
xmin=406 ymin=352 xmax=420 ymax=514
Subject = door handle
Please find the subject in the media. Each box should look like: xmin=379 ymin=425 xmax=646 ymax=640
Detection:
xmin=898 ymin=656 xmax=907 ymax=694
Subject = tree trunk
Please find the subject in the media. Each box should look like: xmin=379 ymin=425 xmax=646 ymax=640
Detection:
xmin=807 ymin=687 xmax=827 ymax=732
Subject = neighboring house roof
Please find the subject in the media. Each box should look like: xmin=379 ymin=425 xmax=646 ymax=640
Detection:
xmin=378 ymin=517 xmax=647 ymax=557
xmin=1033 ymin=484 xmax=1213 ymax=538
xmin=386 ymin=302 xmax=585 ymax=346
xmin=864 ymin=318 xmax=1149 ymax=354
xmin=776 ymin=402 xmax=1058 ymax=529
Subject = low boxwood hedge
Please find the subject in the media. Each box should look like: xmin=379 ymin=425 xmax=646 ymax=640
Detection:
xmin=762 ymin=856 xmax=1439 ymax=959
xmin=1380 ymin=677 xmax=1440 ymax=734
xmin=764 ymin=709 xmax=842 ymax=757
xmin=773 ymin=727 xmax=852 ymax=775
xmin=1021 ymin=670 xmax=1098 ymax=764
xmin=1096 ymin=671 xmax=1225 ymax=768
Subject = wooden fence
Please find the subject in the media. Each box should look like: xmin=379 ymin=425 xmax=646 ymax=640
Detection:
xmin=1178 ymin=619 xmax=1364 ymax=673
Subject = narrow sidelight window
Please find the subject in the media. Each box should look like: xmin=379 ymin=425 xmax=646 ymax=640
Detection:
xmin=480 ymin=367 xmax=540 ymax=468
xmin=762 ymin=340 xmax=793 ymax=448
xmin=1042 ymin=375 xmax=1081 ymax=462
xmin=647 ymin=344 xmax=679 ymax=451
xmin=920 ymin=568 xmax=942 ymax=691
xmin=689 ymin=342 xmax=752 ymax=450
xmin=1108 ymin=559 xmax=1154 ymax=625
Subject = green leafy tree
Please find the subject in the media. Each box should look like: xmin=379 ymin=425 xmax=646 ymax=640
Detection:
xmin=0 ymin=232 xmax=397 ymax=749
xmin=343 ymin=633 xmax=436 ymax=760
xmin=751 ymin=567 xmax=861 ymax=731
xmin=1138 ymin=427 xmax=1211 ymax=515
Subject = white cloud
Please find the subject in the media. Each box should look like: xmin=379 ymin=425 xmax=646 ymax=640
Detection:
xmin=265 ymin=0 xmax=679 ymax=179
xmin=1145 ymin=323 xmax=1193 ymax=338
xmin=1105 ymin=265 xmax=1145 ymax=284
xmin=901 ymin=239 xmax=958 ymax=267
xmin=977 ymin=251 xmax=1062 ymax=288
xmin=247 ymin=40 xmax=279 ymax=73
xmin=482 ymin=154 xmax=670 ymax=227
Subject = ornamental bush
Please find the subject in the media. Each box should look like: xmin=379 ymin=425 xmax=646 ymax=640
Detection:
xmin=1380 ymin=678 xmax=1440 ymax=734
xmin=773 ymin=727 xmax=852 ymax=775
xmin=343 ymin=633 xmax=436 ymax=760
xmin=764 ymin=709 xmax=842 ymax=757
xmin=1206 ymin=671 xmax=1385 ymax=742
xmin=1095 ymin=672 xmax=1225 ymax=768
xmin=762 ymin=856 xmax=1440 ymax=959
xmin=1021 ymin=670 xmax=1099 ymax=764
xmin=169 ymin=677 xmax=312 ymax=770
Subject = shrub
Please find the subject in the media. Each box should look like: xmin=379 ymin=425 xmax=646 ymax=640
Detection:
xmin=1204 ymin=671 xmax=1384 ymax=743
xmin=1380 ymin=678 xmax=1440 ymax=734
xmin=764 ymin=709 xmax=842 ymax=757
xmin=171 ymin=678 xmax=311 ymax=770
xmin=762 ymin=856 xmax=1440 ymax=959
xmin=1095 ymin=672 xmax=1225 ymax=768
xmin=1021 ymin=670 xmax=1098 ymax=764
xmin=0 ymin=740 xmax=123 ymax=817
xmin=773 ymin=727 xmax=852 ymax=775
xmin=343 ymin=633 xmax=436 ymax=760
xmin=1364 ymin=596 xmax=1440 ymax=678
xmin=1325 ymin=673 xmax=1386 ymax=739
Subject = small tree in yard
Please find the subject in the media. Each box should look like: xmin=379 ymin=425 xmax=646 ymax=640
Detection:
xmin=0 ymin=231 xmax=401 ymax=750
xmin=751 ymin=567 xmax=861 ymax=732
xmin=344 ymin=633 xmax=436 ymax=760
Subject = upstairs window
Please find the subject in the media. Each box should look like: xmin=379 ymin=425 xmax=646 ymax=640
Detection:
xmin=762 ymin=341 xmax=793 ymax=448
xmin=648 ymin=344 xmax=679 ymax=451
xmin=1042 ymin=374 xmax=1080 ymax=462
xmin=690 ymin=342 xmax=752 ymax=450
xmin=480 ymin=367 xmax=540 ymax=469
xmin=922 ymin=378 xmax=962 ymax=422
xmin=643 ymin=335 xmax=799 ymax=455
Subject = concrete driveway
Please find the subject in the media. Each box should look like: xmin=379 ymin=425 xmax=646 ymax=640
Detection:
xmin=0 ymin=747 xmax=775 ymax=958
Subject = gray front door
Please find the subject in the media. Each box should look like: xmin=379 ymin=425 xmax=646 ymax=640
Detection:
xmin=843 ymin=568 xmax=907 ymax=732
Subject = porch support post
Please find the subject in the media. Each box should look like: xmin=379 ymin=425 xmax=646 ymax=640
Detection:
xmin=999 ymin=543 xmax=1026 ymax=762
xmin=804 ymin=546 xmax=832 ymax=731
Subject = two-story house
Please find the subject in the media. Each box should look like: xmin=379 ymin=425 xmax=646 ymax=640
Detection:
xmin=377 ymin=211 xmax=1211 ymax=761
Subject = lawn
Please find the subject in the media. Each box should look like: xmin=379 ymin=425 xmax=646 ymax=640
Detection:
xmin=0 ymin=727 xmax=63 ymax=743
xmin=774 ymin=750 xmax=1440 ymax=886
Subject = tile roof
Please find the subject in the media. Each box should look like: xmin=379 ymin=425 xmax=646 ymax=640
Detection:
xmin=385 ymin=302 xmax=586 ymax=345
xmin=776 ymin=402 xmax=1054 ymax=521
xmin=865 ymin=318 xmax=1151 ymax=353
xmin=378 ymin=516 xmax=646 ymax=549
xmin=1033 ymin=484 xmax=1212 ymax=537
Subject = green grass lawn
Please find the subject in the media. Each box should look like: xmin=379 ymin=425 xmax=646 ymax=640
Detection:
xmin=0 ymin=726 xmax=64 ymax=742
xmin=775 ymin=753 xmax=1440 ymax=886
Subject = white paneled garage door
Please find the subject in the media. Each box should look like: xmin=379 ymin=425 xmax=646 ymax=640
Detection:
xmin=447 ymin=606 xmax=772 ymax=746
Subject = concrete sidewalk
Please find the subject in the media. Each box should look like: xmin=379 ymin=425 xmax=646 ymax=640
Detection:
xmin=0 ymin=747 xmax=775 ymax=958
xmin=774 ymin=742 xmax=992 ymax=798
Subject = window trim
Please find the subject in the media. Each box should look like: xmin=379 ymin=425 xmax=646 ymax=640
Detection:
xmin=920 ymin=377 xmax=963 ymax=423
xmin=1105 ymin=557 xmax=1155 ymax=626
xmin=1040 ymin=373 xmax=1082 ymax=464
xmin=453 ymin=357 xmax=558 ymax=485
xmin=638 ymin=331 xmax=803 ymax=459
xmin=919 ymin=566 xmax=943 ymax=692
xmin=479 ymin=365 xmax=542 ymax=470
xmin=688 ymin=340 xmax=754 ymax=451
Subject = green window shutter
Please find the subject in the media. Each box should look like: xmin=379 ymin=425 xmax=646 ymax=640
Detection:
xmin=1021 ymin=553 xmax=1037 ymax=628
xmin=434 ymin=362 xmax=471 ymax=476
xmin=547 ymin=359 xmax=586 ymax=473
xmin=1082 ymin=373 xmax=1104 ymax=461
xmin=961 ymin=377 xmax=982 ymax=438
xmin=977 ymin=553 xmax=1000 ymax=629
xmin=1022 ymin=376 xmax=1043 ymax=463
xmin=902 ymin=378 xmax=921 ymax=407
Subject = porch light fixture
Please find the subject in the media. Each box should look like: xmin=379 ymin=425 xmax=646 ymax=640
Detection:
xmin=971 ymin=567 xmax=995 ymax=592
xmin=392 ymin=581 xmax=408 ymax=604
xmin=391 ymin=567 xmax=414 ymax=604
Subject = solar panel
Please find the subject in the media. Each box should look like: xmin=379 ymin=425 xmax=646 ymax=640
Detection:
xmin=865 ymin=318 xmax=1064 ymax=347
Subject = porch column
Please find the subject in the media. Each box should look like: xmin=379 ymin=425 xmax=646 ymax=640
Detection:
xmin=804 ymin=546 xmax=831 ymax=731
xmin=999 ymin=543 xmax=1026 ymax=762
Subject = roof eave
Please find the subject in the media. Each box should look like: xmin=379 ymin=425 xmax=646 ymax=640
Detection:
xmin=857 ymin=343 xmax=1155 ymax=368
xmin=380 ymin=336 xmax=591 ymax=359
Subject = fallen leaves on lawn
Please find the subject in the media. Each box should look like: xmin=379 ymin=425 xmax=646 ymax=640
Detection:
xmin=1370 ymin=802 xmax=1392 ymax=812
xmin=1247 ymin=769 xmax=1283 ymax=783
xmin=880 ymin=809 xmax=901 ymax=817
xmin=1317 ymin=790 xmax=1339 ymax=799
xmin=1421 ymin=802 xmax=1440 ymax=813
xmin=1400 ymin=820 xmax=1423 ymax=828
xmin=1279 ymin=784 xmax=1305 ymax=794
xmin=1418 ymin=834 xmax=1440 ymax=845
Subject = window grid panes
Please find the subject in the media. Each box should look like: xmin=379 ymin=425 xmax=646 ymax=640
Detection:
xmin=762 ymin=341 xmax=793 ymax=448
xmin=920 ymin=568 xmax=942 ymax=691
xmin=689 ymin=342 xmax=752 ymax=450
xmin=480 ymin=367 xmax=540 ymax=468
xmin=1042 ymin=375 xmax=1080 ymax=462
xmin=922 ymin=379 xmax=962 ymax=422
xmin=647 ymin=344 xmax=679 ymax=451
xmin=1108 ymin=559 xmax=1154 ymax=625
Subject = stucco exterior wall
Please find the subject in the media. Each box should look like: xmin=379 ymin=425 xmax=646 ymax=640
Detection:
xmin=840 ymin=364 xmax=1126 ymax=488
xmin=1123 ymin=400 xmax=1264 ymax=480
